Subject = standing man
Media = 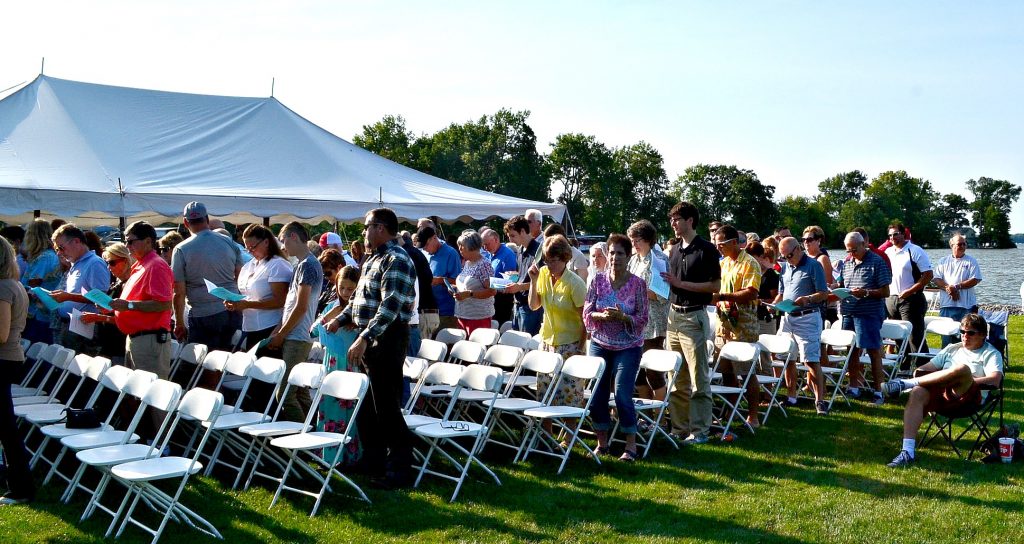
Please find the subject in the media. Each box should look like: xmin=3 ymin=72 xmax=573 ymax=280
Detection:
xmin=884 ymin=222 xmax=932 ymax=353
xmin=482 ymin=228 xmax=517 ymax=324
xmin=171 ymin=202 xmax=244 ymax=351
xmin=48 ymin=224 xmax=110 ymax=354
xmin=333 ymin=207 xmax=417 ymax=488
xmin=852 ymin=227 xmax=890 ymax=269
xmin=932 ymin=233 xmax=982 ymax=346
xmin=503 ymin=216 xmax=544 ymax=335
xmin=773 ymin=226 xmax=792 ymax=242
xmin=525 ymin=208 xmax=544 ymax=246
xmin=269 ymin=222 xmax=322 ymax=422
xmin=660 ymin=202 xmax=720 ymax=445
xmin=400 ymin=231 xmax=434 ymax=351
xmin=711 ymin=225 xmax=763 ymax=429
xmin=836 ymin=232 xmax=892 ymax=405
xmin=775 ymin=236 xmax=829 ymax=414
xmin=416 ymin=226 xmax=461 ymax=333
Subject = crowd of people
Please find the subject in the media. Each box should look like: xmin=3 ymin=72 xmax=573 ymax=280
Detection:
xmin=0 ymin=197 xmax=1004 ymax=505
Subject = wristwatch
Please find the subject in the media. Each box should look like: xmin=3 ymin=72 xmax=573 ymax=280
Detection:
xmin=127 ymin=301 xmax=135 ymax=310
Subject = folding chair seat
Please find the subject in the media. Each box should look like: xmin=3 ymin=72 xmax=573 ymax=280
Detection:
xmin=420 ymin=341 xmax=485 ymax=406
xmin=414 ymin=364 xmax=504 ymax=501
xmin=519 ymin=355 xmax=605 ymax=474
xmin=199 ymin=356 xmax=287 ymax=486
xmin=818 ymin=329 xmax=857 ymax=411
xmin=922 ymin=379 xmax=1005 ymax=460
xmin=168 ymin=342 xmax=207 ymax=387
xmin=757 ymin=334 xmax=795 ymax=424
xmin=435 ymin=327 xmax=467 ymax=347
xmin=105 ymin=388 xmax=225 ymax=543
xmin=404 ymin=362 xmax=464 ymax=430
xmin=238 ymin=362 xmax=327 ymax=491
xmin=468 ymin=327 xmax=501 ymax=348
xmin=709 ymin=341 xmax=760 ymax=438
xmin=609 ymin=349 xmax=681 ymax=457
xmin=266 ymin=371 xmax=370 ymax=516
xmin=58 ymin=371 xmax=160 ymax=504
xmin=480 ymin=350 xmax=562 ymax=455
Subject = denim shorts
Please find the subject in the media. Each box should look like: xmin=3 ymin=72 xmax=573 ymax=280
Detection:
xmin=842 ymin=313 xmax=883 ymax=350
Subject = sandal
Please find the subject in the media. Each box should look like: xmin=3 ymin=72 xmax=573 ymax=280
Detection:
xmin=590 ymin=445 xmax=610 ymax=458
xmin=619 ymin=450 xmax=638 ymax=462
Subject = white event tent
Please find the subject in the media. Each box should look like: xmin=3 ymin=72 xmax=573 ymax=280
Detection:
xmin=0 ymin=75 xmax=564 ymax=228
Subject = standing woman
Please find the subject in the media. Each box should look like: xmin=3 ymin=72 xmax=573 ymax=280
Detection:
xmin=802 ymin=226 xmax=837 ymax=324
xmin=225 ymin=224 xmax=292 ymax=349
xmin=453 ymin=230 xmax=496 ymax=335
xmin=747 ymin=241 xmax=779 ymax=335
xmin=317 ymin=249 xmax=346 ymax=315
xmin=587 ymin=242 xmax=609 ymax=288
xmin=314 ymin=265 xmax=362 ymax=465
xmin=528 ymin=235 xmax=589 ymax=414
xmin=627 ymin=220 xmax=670 ymax=401
xmin=157 ymin=231 xmax=184 ymax=266
xmin=94 ymin=243 xmax=134 ymax=360
xmin=349 ymin=240 xmax=366 ymax=267
xmin=0 ymin=236 xmax=34 ymax=504
xmin=583 ymin=234 xmax=649 ymax=461
xmin=20 ymin=219 xmax=61 ymax=344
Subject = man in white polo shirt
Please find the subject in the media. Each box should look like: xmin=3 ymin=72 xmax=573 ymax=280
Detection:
xmin=931 ymin=232 xmax=982 ymax=346
xmin=884 ymin=222 xmax=932 ymax=353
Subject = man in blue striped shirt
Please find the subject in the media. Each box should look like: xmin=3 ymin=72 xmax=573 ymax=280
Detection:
xmin=836 ymin=231 xmax=892 ymax=404
xmin=334 ymin=207 xmax=416 ymax=488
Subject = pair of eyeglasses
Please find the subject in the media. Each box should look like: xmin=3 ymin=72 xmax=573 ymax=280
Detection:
xmin=801 ymin=237 xmax=817 ymax=243
xmin=887 ymin=232 xmax=902 ymax=238
xmin=440 ymin=422 xmax=469 ymax=432
xmin=715 ymin=238 xmax=737 ymax=248
xmin=105 ymin=259 xmax=124 ymax=266
xmin=960 ymin=329 xmax=982 ymax=337
xmin=783 ymin=250 xmax=796 ymax=260
xmin=244 ymin=239 xmax=266 ymax=252
xmin=157 ymin=246 xmax=171 ymax=254
xmin=124 ymin=237 xmax=141 ymax=245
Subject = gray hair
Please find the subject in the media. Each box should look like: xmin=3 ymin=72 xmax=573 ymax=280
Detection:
xmin=844 ymin=231 xmax=865 ymax=246
xmin=481 ymin=228 xmax=499 ymax=241
xmin=949 ymin=232 xmax=966 ymax=246
xmin=457 ymin=229 xmax=482 ymax=251
xmin=525 ymin=209 xmax=542 ymax=222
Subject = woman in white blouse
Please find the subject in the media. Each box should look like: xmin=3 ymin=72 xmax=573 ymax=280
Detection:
xmin=225 ymin=224 xmax=292 ymax=348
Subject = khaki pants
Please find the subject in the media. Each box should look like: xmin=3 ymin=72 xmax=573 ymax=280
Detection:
xmin=667 ymin=308 xmax=713 ymax=437
xmin=280 ymin=340 xmax=313 ymax=422
xmin=419 ymin=311 xmax=439 ymax=342
xmin=125 ymin=333 xmax=172 ymax=379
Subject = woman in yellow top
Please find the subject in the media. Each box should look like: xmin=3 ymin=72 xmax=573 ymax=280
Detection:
xmin=528 ymin=235 xmax=588 ymax=407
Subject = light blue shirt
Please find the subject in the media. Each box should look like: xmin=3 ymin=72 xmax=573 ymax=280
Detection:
xmin=59 ymin=250 xmax=110 ymax=319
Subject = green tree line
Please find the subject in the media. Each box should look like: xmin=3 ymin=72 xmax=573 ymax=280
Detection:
xmin=354 ymin=112 xmax=1020 ymax=248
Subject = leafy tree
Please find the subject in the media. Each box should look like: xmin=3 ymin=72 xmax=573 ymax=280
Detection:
xmin=778 ymin=196 xmax=835 ymax=244
xmin=352 ymin=115 xmax=416 ymax=166
xmin=547 ymin=133 xmax=614 ymax=232
xmin=862 ymin=170 xmax=941 ymax=246
xmin=671 ymin=164 xmax=779 ymax=237
xmin=612 ymin=142 xmax=671 ymax=234
xmin=935 ymin=193 xmax=972 ymax=235
xmin=967 ymin=176 xmax=1021 ymax=248
xmin=815 ymin=170 xmax=867 ymax=220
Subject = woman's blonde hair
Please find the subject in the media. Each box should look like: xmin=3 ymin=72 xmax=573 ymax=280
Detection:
xmin=24 ymin=219 xmax=54 ymax=262
xmin=102 ymin=242 xmax=134 ymax=267
xmin=0 ymin=236 xmax=19 ymax=280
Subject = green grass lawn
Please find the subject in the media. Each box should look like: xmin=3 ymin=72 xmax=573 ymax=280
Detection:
xmin=3 ymin=318 xmax=1021 ymax=543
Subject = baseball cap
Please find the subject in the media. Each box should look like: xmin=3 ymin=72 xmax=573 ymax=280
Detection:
xmin=319 ymin=232 xmax=342 ymax=248
xmin=183 ymin=201 xmax=207 ymax=222
xmin=414 ymin=226 xmax=435 ymax=247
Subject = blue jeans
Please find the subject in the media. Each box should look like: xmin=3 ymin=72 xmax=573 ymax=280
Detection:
xmin=939 ymin=306 xmax=969 ymax=347
xmin=513 ymin=303 xmax=543 ymax=336
xmin=188 ymin=310 xmax=242 ymax=352
xmin=588 ymin=343 xmax=642 ymax=434
xmin=403 ymin=324 xmax=422 ymax=406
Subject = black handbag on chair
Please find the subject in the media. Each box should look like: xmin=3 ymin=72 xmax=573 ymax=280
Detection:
xmin=62 ymin=407 xmax=101 ymax=429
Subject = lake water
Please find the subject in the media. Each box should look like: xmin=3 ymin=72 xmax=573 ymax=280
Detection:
xmin=921 ymin=245 xmax=1023 ymax=306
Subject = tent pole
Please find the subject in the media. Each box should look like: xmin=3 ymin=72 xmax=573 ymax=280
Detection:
xmin=263 ymin=217 xmax=270 ymax=227
xmin=562 ymin=207 xmax=577 ymax=239
xmin=33 ymin=209 xmax=40 ymax=219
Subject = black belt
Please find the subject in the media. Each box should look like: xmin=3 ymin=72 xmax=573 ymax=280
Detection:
xmin=128 ymin=329 xmax=169 ymax=339
xmin=670 ymin=304 xmax=705 ymax=314
xmin=788 ymin=308 xmax=819 ymax=317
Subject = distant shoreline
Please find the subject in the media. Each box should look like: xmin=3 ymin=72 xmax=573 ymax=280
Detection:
xmin=976 ymin=303 xmax=1023 ymax=316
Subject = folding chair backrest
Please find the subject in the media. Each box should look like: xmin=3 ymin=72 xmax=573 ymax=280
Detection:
xmin=224 ymin=351 xmax=256 ymax=379
xmin=99 ymin=365 xmax=134 ymax=392
xmin=483 ymin=344 xmax=524 ymax=370
xmin=170 ymin=339 xmax=183 ymax=361
xmin=925 ymin=318 xmax=960 ymax=337
xmin=436 ymin=328 xmax=467 ymax=346
xmin=498 ymin=321 xmax=514 ymax=334
xmin=468 ymin=328 xmax=501 ymax=347
xmin=19 ymin=338 xmax=30 ymax=352
xmin=308 ymin=343 xmax=325 ymax=363
xmin=498 ymin=330 xmax=534 ymax=350
xmin=458 ymin=364 xmax=504 ymax=393
xmin=640 ymin=349 xmax=682 ymax=374
xmin=560 ymin=355 xmax=605 ymax=381
xmin=757 ymin=334 xmax=795 ymax=357
xmin=67 ymin=353 xmax=93 ymax=377
xmin=716 ymin=342 xmax=760 ymax=379
xmin=201 ymin=350 xmax=232 ymax=372
xmin=122 ymin=370 xmax=159 ymax=399
xmin=286 ymin=362 xmax=326 ymax=389
xmin=448 ymin=340 xmax=486 ymax=365
xmin=180 ymin=343 xmax=209 ymax=367
xmin=244 ymin=357 xmax=288 ymax=414
xmin=404 ymin=357 xmax=429 ymax=380
xmin=25 ymin=341 xmax=45 ymax=361
xmin=83 ymin=357 xmax=111 ymax=381
xmin=421 ymin=362 xmax=465 ymax=388
xmin=319 ymin=370 xmax=370 ymax=403
xmin=157 ymin=388 xmax=224 ymax=460
xmin=417 ymin=339 xmax=448 ymax=362
xmin=881 ymin=321 xmax=911 ymax=341
xmin=820 ymin=328 xmax=856 ymax=349
xmin=142 ymin=379 xmax=183 ymax=413
xmin=230 ymin=329 xmax=244 ymax=351
xmin=520 ymin=350 xmax=563 ymax=375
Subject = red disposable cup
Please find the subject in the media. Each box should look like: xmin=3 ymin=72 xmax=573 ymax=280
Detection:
xmin=998 ymin=437 xmax=1014 ymax=463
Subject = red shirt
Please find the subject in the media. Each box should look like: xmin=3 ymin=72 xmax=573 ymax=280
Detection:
xmin=116 ymin=250 xmax=173 ymax=335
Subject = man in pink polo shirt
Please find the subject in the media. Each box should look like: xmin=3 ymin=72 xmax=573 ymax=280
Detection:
xmin=110 ymin=221 xmax=174 ymax=378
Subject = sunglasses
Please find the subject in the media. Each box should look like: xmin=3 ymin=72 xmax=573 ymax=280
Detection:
xmin=157 ymin=246 xmax=171 ymax=254
xmin=960 ymin=329 xmax=982 ymax=337
xmin=887 ymin=232 xmax=902 ymax=238
xmin=801 ymin=237 xmax=817 ymax=243
xmin=105 ymin=258 xmax=125 ymax=266
xmin=715 ymin=238 xmax=737 ymax=248
xmin=783 ymin=250 xmax=796 ymax=260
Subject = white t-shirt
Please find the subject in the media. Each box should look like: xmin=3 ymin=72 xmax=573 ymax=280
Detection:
xmin=237 ymin=255 xmax=293 ymax=332
xmin=885 ymin=242 xmax=932 ymax=294
xmin=933 ymin=254 xmax=982 ymax=309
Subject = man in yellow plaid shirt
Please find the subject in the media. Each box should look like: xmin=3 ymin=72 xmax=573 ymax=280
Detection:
xmin=711 ymin=224 xmax=764 ymax=429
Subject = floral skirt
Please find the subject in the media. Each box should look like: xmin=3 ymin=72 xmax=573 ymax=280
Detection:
xmin=537 ymin=341 xmax=586 ymax=407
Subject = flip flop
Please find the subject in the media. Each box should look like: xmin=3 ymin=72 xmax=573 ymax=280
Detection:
xmin=619 ymin=450 xmax=638 ymax=462
xmin=590 ymin=445 xmax=610 ymax=458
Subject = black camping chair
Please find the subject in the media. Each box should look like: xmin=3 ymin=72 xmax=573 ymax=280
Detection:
xmin=921 ymin=379 xmax=1004 ymax=460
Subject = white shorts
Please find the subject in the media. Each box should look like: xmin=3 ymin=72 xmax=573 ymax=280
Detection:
xmin=779 ymin=312 xmax=823 ymax=363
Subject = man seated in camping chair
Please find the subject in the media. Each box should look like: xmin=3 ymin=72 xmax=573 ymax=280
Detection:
xmin=880 ymin=313 xmax=1003 ymax=467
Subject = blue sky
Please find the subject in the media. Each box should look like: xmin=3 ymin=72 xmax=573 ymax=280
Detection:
xmin=3 ymin=1 xmax=1021 ymax=230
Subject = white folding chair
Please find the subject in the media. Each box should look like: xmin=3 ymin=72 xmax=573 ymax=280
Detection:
xmin=480 ymin=350 xmax=563 ymax=455
xmin=413 ymin=364 xmax=504 ymax=502
xmin=200 ymin=356 xmax=287 ymax=487
xmin=435 ymin=327 xmax=467 ymax=347
xmin=908 ymin=317 xmax=959 ymax=366
xmin=519 ymin=355 xmax=606 ymax=474
xmin=468 ymin=327 xmax=501 ymax=348
xmin=417 ymin=338 xmax=449 ymax=362
xmin=58 ymin=370 xmax=158 ymax=504
xmin=404 ymin=362 xmax=464 ymax=431
xmin=239 ymin=362 xmax=326 ymax=491
xmin=867 ymin=320 xmax=912 ymax=381
xmin=106 ymin=388 xmax=225 ymax=543
xmin=610 ymin=349 xmax=682 ymax=457
xmin=498 ymin=321 xmax=514 ymax=334
xmin=215 ymin=351 xmax=257 ymax=411
xmin=26 ymin=356 xmax=111 ymax=468
xmin=709 ymin=341 xmax=761 ymax=438
xmin=12 ymin=341 xmax=48 ymax=393
xmin=420 ymin=341 xmax=486 ymax=408
xmin=75 ymin=378 xmax=183 ymax=522
xmin=267 ymin=371 xmax=370 ymax=516
xmin=490 ymin=319 xmax=500 ymax=330
xmin=14 ymin=352 xmax=92 ymax=415
xmin=819 ymin=328 xmax=857 ymax=411
xmin=12 ymin=346 xmax=74 ymax=402
xmin=169 ymin=342 xmax=208 ymax=386
xmin=757 ymin=334 xmax=796 ymax=424
xmin=402 ymin=357 xmax=430 ymax=415
xmin=186 ymin=349 xmax=231 ymax=390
